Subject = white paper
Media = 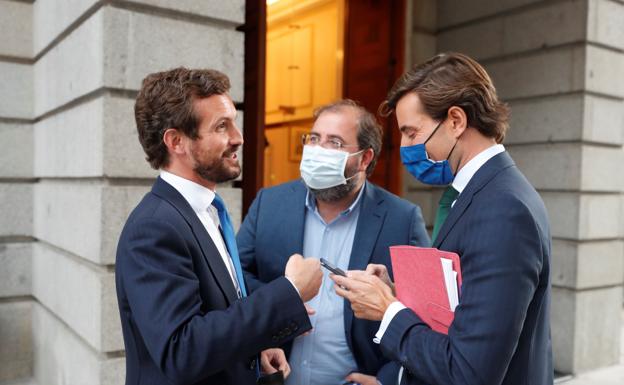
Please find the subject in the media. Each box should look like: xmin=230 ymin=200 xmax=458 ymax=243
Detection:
xmin=440 ymin=258 xmax=459 ymax=312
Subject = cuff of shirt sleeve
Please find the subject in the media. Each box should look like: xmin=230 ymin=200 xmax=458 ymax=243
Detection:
xmin=284 ymin=276 xmax=301 ymax=298
xmin=373 ymin=301 xmax=407 ymax=344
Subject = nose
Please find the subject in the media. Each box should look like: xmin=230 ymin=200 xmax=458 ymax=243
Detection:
xmin=230 ymin=124 xmax=244 ymax=146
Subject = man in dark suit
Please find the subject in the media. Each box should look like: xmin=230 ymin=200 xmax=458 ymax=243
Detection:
xmin=332 ymin=53 xmax=553 ymax=385
xmin=115 ymin=67 xmax=323 ymax=385
xmin=237 ymin=100 xmax=430 ymax=385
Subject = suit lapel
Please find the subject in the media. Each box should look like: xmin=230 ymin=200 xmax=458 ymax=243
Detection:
xmin=348 ymin=182 xmax=387 ymax=271
xmin=282 ymin=181 xmax=307 ymax=256
xmin=345 ymin=182 xmax=387 ymax=350
xmin=151 ymin=177 xmax=239 ymax=304
xmin=433 ymin=152 xmax=516 ymax=248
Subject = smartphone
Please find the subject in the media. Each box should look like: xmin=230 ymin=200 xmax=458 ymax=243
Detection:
xmin=320 ymin=258 xmax=347 ymax=277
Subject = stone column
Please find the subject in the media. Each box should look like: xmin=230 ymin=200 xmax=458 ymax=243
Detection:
xmin=0 ymin=1 xmax=245 ymax=384
xmin=0 ymin=0 xmax=34 ymax=383
xmin=407 ymin=0 xmax=624 ymax=374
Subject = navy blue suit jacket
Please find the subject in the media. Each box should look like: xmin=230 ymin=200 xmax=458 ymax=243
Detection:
xmin=115 ymin=177 xmax=312 ymax=385
xmin=380 ymin=152 xmax=553 ymax=385
xmin=237 ymin=180 xmax=430 ymax=384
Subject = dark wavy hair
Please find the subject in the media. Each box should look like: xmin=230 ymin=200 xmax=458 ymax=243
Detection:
xmin=380 ymin=52 xmax=510 ymax=143
xmin=134 ymin=67 xmax=230 ymax=169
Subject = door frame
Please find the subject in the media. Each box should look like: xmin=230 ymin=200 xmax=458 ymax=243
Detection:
xmin=241 ymin=0 xmax=267 ymax=216
xmin=242 ymin=0 xmax=406 ymax=215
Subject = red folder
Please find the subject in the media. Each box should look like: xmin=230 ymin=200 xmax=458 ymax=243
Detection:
xmin=390 ymin=246 xmax=462 ymax=335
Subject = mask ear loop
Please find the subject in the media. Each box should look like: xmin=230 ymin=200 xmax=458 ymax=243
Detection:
xmin=424 ymin=119 xmax=445 ymax=145
xmin=344 ymin=148 xmax=369 ymax=181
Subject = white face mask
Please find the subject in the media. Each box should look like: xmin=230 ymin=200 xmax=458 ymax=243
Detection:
xmin=299 ymin=145 xmax=363 ymax=190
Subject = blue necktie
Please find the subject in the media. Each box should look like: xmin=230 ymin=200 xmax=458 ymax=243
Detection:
xmin=213 ymin=194 xmax=260 ymax=378
xmin=211 ymin=194 xmax=248 ymax=298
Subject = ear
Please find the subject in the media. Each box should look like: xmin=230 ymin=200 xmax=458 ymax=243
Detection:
xmin=162 ymin=128 xmax=187 ymax=156
xmin=359 ymin=148 xmax=375 ymax=173
xmin=446 ymin=106 xmax=468 ymax=139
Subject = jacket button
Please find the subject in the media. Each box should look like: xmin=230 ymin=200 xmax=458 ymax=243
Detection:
xmin=249 ymin=358 xmax=257 ymax=370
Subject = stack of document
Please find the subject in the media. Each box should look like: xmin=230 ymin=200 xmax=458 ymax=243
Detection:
xmin=440 ymin=258 xmax=459 ymax=312
xmin=390 ymin=246 xmax=462 ymax=334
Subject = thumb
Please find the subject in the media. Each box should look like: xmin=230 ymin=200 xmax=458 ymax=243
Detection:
xmin=345 ymin=372 xmax=368 ymax=382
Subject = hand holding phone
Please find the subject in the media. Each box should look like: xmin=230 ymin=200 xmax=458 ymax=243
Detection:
xmin=320 ymin=258 xmax=347 ymax=276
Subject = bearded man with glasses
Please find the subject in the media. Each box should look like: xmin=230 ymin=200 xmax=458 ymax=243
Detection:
xmin=237 ymin=99 xmax=430 ymax=385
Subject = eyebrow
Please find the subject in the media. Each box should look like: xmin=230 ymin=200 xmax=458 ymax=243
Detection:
xmin=327 ymin=134 xmax=346 ymax=142
xmin=213 ymin=115 xmax=235 ymax=125
xmin=399 ymin=125 xmax=418 ymax=133
xmin=309 ymin=132 xmax=347 ymax=143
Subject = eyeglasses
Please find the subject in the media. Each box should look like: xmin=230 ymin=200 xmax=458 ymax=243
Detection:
xmin=301 ymin=133 xmax=359 ymax=150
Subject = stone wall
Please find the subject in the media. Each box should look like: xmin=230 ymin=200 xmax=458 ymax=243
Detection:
xmin=0 ymin=1 xmax=245 ymax=384
xmin=406 ymin=0 xmax=624 ymax=374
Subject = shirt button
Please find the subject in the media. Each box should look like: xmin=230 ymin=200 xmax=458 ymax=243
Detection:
xmin=302 ymin=360 xmax=307 ymax=365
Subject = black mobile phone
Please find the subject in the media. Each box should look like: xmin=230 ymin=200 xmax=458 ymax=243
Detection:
xmin=257 ymin=370 xmax=284 ymax=385
xmin=320 ymin=258 xmax=347 ymax=277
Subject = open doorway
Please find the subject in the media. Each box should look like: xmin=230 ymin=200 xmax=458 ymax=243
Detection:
xmin=242 ymin=0 xmax=406 ymax=214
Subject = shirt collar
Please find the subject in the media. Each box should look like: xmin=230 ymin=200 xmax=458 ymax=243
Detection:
xmin=305 ymin=181 xmax=367 ymax=217
xmin=160 ymin=170 xmax=216 ymax=214
xmin=452 ymin=144 xmax=505 ymax=194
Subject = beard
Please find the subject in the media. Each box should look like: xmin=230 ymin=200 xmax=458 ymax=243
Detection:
xmin=308 ymin=162 xmax=360 ymax=202
xmin=191 ymin=144 xmax=241 ymax=184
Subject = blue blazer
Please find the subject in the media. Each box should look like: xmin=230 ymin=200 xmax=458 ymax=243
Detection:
xmin=237 ymin=180 xmax=430 ymax=384
xmin=380 ymin=152 xmax=553 ymax=385
xmin=115 ymin=177 xmax=312 ymax=385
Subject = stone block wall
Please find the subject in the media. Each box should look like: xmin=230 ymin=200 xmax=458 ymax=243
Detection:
xmin=0 ymin=1 xmax=245 ymax=384
xmin=406 ymin=0 xmax=624 ymax=374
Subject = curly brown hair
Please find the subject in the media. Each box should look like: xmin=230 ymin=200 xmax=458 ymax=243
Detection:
xmin=134 ymin=67 xmax=231 ymax=169
xmin=380 ymin=52 xmax=510 ymax=143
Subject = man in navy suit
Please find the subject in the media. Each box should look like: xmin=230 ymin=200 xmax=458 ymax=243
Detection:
xmin=115 ymin=67 xmax=323 ymax=385
xmin=332 ymin=53 xmax=553 ymax=385
xmin=237 ymin=100 xmax=430 ymax=385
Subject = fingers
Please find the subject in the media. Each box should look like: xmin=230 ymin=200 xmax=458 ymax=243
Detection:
xmin=304 ymin=303 xmax=316 ymax=316
xmin=330 ymin=273 xmax=350 ymax=288
xmin=271 ymin=348 xmax=290 ymax=378
xmin=278 ymin=356 xmax=291 ymax=378
xmin=260 ymin=350 xmax=277 ymax=374
xmin=330 ymin=275 xmax=355 ymax=300
xmin=365 ymin=263 xmax=384 ymax=276
xmin=345 ymin=372 xmax=366 ymax=381
xmin=345 ymin=372 xmax=378 ymax=385
xmin=334 ymin=284 xmax=350 ymax=299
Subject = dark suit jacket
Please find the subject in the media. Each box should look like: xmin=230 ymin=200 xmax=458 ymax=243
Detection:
xmin=115 ymin=177 xmax=312 ymax=385
xmin=237 ymin=180 xmax=430 ymax=384
xmin=380 ymin=152 xmax=553 ymax=385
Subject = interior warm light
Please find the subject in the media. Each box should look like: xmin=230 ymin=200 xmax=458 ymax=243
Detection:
xmin=267 ymin=0 xmax=280 ymax=5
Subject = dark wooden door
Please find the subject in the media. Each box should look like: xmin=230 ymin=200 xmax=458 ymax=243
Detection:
xmin=343 ymin=0 xmax=405 ymax=195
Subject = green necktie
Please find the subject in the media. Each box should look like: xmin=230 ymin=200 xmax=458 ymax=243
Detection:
xmin=431 ymin=186 xmax=460 ymax=243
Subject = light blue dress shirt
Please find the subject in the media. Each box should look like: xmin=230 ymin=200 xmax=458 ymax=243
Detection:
xmin=286 ymin=184 xmax=366 ymax=385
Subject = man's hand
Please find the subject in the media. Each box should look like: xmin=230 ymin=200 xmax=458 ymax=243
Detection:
xmin=330 ymin=271 xmax=396 ymax=321
xmin=344 ymin=372 xmax=380 ymax=385
xmin=285 ymin=254 xmax=322 ymax=302
xmin=260 ymin=348 xmax=291 ymax=378
xmin=365 ymin=263 xmax=395 ymax=295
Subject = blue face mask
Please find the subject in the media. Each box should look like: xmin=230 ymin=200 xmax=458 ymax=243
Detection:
xmin=400 ymin=120 xmax=457 ymax=186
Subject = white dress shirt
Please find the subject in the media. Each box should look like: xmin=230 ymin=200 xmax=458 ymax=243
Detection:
xmin=374 ymin=144 xmax=506 ymax=384
xmin=159 ymin=170 xmax=239 ymax=289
